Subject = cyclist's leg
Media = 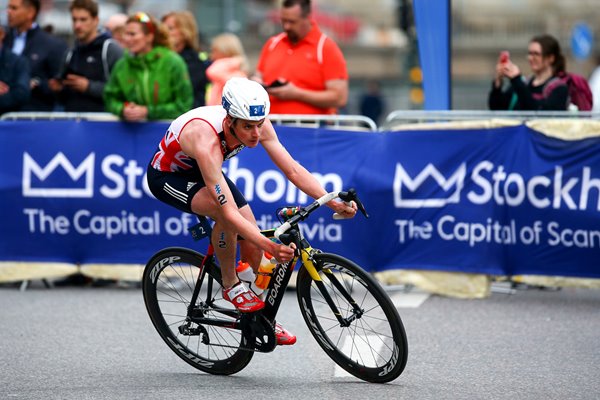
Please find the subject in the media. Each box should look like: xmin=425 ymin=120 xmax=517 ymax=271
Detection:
xmin=189 ymin=177 xmax=264 ymax=312
xmin=237 ymin=205 xmax=262 ymax=272
xmin=236 ymin=205 xmax=296 ymax=345
xmin=147 ymin=167 xmax=230 ymax=283
xmin=187 ymin=187 xmax=238 ymax=288
xmin=210 ymin=219 xmax=238 ymax=288
xmin=149 ymin=166 xmax=263 ymax=311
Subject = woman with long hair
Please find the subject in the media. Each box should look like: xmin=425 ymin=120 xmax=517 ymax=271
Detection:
xmin=103 ymin=12 xmax=193 ymax=121
xmin=489 ymin=34 xmax=568 ymax=110
xmin=162 ymin=11 xmax=209 ymax=108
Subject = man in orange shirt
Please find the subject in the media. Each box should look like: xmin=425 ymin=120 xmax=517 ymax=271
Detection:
xmin=254 ymin=0 xmax=348 ymax=115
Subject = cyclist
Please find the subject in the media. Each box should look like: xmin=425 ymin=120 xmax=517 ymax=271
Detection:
xmin=146 ymin=77 xmax=357 ymax=345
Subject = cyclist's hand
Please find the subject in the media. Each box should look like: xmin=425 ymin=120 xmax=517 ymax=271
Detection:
xmin=330 ymin=200 xmax=357 ymax=219
xmin=271 ymin=243 xmax=295 ymax=264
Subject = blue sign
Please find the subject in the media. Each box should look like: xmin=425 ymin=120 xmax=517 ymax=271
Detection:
xmin=413 ymin=0 xmax=451 ymax=110
xmin=571 ymin=22 xmax=593 ymax=60
xmin=1 ymin=121 xmax=599 ymax=278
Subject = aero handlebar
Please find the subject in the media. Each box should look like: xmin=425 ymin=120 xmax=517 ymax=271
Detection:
xmin=274 ymin=189 xmax=368 ymax=243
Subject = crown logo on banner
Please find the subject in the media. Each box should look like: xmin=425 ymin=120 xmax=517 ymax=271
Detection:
xmin=22 ymin=152 xmax=95 ymax=198
xmin=393 ymin=163 xmax=466 ymax=208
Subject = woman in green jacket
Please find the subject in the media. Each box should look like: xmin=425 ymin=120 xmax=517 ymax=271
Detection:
xmin=104 ymin=12 xmax=193 ymax=121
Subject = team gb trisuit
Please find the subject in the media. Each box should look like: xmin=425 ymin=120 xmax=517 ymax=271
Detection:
xmin=146 ymin=105 xmax=248 ymax=214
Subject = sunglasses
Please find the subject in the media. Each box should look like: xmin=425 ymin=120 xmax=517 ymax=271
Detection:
xmin=133 ymin=12 xmax=155 ymax=34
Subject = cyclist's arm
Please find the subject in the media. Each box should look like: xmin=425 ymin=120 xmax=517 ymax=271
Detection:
xmin=260 ymin=119 xmax=328 ymax=199
xmin=260 ymin=120 xmax=356 ymax=217
xmin=178 ymin=121 xmax=284 ymax=255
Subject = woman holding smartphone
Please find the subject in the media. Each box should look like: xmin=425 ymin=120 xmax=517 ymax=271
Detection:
xmin=488 ymin=34 xmax=568 ymax=111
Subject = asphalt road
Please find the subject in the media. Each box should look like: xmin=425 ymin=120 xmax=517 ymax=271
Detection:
xmin=0 ymin=282 xmax=598 ymax=400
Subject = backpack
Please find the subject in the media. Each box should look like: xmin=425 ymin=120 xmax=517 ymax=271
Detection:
xmin=543 ymin=72 xmax=593 ymax=111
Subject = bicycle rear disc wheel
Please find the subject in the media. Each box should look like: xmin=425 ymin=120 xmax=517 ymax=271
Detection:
xmin=142 ymin=247 xmax=253 ymax=375
xmin=296 ymin=253 xmax=408 ymax=383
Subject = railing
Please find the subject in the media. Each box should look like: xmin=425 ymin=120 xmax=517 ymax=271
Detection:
xmin=0 ymin=112 xmax=378 ymax=132
xmin=7 ymin=110 xmax=600 ymax=132
xmin=0 ymin=112 xmax=120 ymax=122
xmin=382 ymin=110 xmax=600 ymax=129
xmin=269 ymin=114 xmax=377 ymax=131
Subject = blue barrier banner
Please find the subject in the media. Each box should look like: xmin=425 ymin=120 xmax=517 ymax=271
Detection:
xmin=1 ymin=121 xmax=599 ymax=278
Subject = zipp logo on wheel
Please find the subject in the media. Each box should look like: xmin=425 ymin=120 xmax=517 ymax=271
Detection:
xmin=150 ymin=256 xmax=181 ymax=283
xmin=301 ymin=298 xmax=334 ymax=351
xmin=167 ymin=337 xmax=214 ymax=368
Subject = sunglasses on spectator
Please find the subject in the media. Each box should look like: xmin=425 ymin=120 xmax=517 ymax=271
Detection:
xmin=133 ymin=12 xmax=155 ymax=34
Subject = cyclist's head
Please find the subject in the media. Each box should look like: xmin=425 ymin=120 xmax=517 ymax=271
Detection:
xmin=222 ymin=77 xmax=270 ymax=121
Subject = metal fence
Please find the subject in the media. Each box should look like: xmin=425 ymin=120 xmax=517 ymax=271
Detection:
xmin=382 ymin=110 xmax=600 ymax=129
xmin=0 ymin=112 xmax=120 ymax=122
xmin=269 ymin=114 xmax=377 ymax=131
xmin=5 ymin=110 xmax=600 ymax=132
xmin=0 ymin=111 xmax=378 ymax=131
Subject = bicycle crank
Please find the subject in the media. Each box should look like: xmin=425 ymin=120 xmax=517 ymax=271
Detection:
xmin=239 ymin=313 xmax=277 ymax=353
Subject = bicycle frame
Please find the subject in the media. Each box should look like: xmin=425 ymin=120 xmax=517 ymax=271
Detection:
xmin=264 ymin=228 xmax=365 ymax=329
xmin=184 ymin=189 xmax=368 ymax=342
xmin=184 ymin=230 xmax=300 ymax=329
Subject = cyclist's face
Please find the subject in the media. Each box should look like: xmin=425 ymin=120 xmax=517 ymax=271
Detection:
xmin=233 ymin=119 xmax=265 ymax=147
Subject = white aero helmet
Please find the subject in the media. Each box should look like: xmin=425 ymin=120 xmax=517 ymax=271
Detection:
xmin=222 ymin=77 xmax=270 ymax=121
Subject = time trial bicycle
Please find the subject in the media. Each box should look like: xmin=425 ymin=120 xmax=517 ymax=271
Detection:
xmin=142 ymin=189 xmax=408 ymax=383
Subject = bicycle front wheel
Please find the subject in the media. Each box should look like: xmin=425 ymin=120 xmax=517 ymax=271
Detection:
xmin=296 ymin=253 xmax=408 ymax=383
xmin=142 ymin=247 xmax=253 ymax=375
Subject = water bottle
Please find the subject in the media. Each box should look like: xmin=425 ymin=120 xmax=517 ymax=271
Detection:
xmin=254 ymin=252 xmax=276 ymax=290
xmin=236 ymin=261 xmax=263 ymax=295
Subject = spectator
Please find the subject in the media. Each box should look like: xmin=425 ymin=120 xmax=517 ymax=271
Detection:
xmin=49 ymin=0 xmax=123 ymax=112
xmin=254 ymin=0 xmax=348 ymax=115
xmin=104 ymin=13 xmax=127 ymax=47
xmin=103 ymin=12 xmax=193 ymax=121
xmin=162 ymin=11 xmax=209 ymax=108
xmin=359 ymin=80 xmax=385 ymax=125
xmin=588 ymin=54 xmax=600 ymax=113
xmin=205 ymin=33 xmax=248 ymax=106
xmin=489 ymin=34 xmax=568 ymax=111
xmin=3 ymin=0 xmax=68 ymax=111
xmin=0 ymin=25 xmax=30 ymax=114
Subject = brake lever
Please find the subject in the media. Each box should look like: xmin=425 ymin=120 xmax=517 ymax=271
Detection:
xmin=338 ymin=188 xmax=369 ymax=218
xmin=277 ymin=229 xmax=301 ymax=255
xmin=355 ymin=197 xmax=369 ymax=218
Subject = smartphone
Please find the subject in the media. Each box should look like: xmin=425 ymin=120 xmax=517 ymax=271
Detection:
xmin=499 ymin=51 xmax=510 ymax=64
xmin=267 ymin=79 xmax=287 ymax=88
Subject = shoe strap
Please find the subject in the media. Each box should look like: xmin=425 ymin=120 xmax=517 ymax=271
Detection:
xmin=227 ymin=282 xmax=250 ymax=299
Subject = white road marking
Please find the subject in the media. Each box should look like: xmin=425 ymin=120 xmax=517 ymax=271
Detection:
xmin=332 ymin=289 xmax=429 ymax=378
xmin=334 ymin=335 xmax=381 ymax=378
xmin=388 ymin=291 xmax=430 ymax=308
